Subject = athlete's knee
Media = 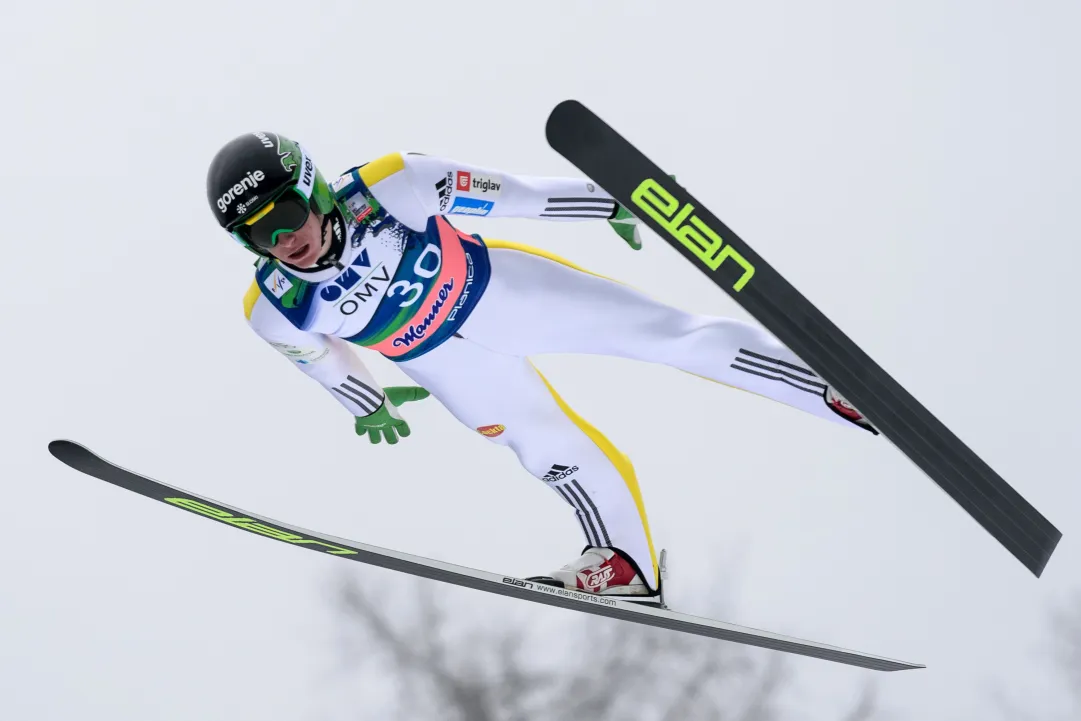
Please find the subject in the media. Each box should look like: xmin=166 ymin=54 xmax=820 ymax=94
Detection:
xmin=643 ymin=310 xmax=731 ymax=356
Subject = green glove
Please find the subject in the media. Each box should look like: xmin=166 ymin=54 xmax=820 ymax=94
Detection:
xmin=354 ymin=386 xmax=431 ymax=445
xmin=608 ymin=204 xmax=643 ymax=250
xmin=607 ymin=174 xmax=677 ymax=251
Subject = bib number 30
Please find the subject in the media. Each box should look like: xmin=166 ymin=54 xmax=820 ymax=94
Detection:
xmin=388 ymin=244 xmax=441 ymax=308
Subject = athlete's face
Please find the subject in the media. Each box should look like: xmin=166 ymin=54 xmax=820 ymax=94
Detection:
xmin=267 ymin=210 xmax=331 ymax=267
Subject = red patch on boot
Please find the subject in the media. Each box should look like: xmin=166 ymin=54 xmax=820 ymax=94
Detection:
xmin=576 ymin=551 xmax=637 ymax=592
xmin=829 ymin=398 xmax=863 ymax=420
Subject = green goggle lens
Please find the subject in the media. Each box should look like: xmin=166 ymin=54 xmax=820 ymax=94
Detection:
xmin=232 ymin=187 xmax=312 ymax=250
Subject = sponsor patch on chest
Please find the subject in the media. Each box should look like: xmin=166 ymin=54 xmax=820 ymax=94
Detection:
xmin=265 ymin=269 xmax=293 ymax=298
xmin=318 ymin=249 xmax=394 ymax=317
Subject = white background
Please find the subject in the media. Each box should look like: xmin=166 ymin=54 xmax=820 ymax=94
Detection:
xmin=2 ymin=1 xmax=1078 ymax=719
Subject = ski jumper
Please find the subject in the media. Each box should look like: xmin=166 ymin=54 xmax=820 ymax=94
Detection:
xmin=243 ymin=152 xmax=863 ymax=589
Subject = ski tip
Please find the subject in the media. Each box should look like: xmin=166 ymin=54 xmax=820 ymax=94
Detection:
xmin=546 ymin=98 xmax=585 ymax=123
xmin=545 ymin=99 xmax=592 ymax=146
xmin=551 ymin=99 xmax=586 ymax=111
xmin=48 ymin=439 xmax=89 ymax=463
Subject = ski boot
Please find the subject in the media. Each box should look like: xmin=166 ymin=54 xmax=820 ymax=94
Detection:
xmin=527 ymin=547 xmax=669 ymax=608
xmin=825 ymin=386 xmax=879 ymax=435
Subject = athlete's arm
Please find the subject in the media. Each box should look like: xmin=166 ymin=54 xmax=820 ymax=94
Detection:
xmin=244 ymin=283 xmax=389 ymax=418
xmin=352 ymin=152 xmax=619 ymax=226
xmin=404 ymin=152 xmax=619 ymax=221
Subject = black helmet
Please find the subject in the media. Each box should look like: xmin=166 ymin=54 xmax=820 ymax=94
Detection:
xmin=206 ymin=132 xmax=336 ymax=254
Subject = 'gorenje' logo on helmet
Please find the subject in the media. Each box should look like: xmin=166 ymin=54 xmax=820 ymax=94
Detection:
xmin=217 ymin=170 xmax=266 ymax=213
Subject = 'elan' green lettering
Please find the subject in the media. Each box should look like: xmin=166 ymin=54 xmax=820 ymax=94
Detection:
xmin=631 ymin=178 xmax=754 ymax=291
xmin=165 ymin=497 xmax=358 ymax=555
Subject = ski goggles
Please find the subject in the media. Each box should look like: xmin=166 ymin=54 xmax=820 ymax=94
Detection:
xmin=231 ymin=186 xmax=312 ymax=250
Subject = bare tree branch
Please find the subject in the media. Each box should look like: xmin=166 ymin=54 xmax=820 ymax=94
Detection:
xmin=990 ymin=587 xmax=1081 ymax=721
xmin=839 ymin=681 xmax=879 ymax=721
xmin=734 ymin=653 xmax=790 ymax=721
xmin=336 ymin=575 xmax=494 ymax=721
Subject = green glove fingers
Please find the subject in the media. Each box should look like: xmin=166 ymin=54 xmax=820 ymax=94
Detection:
xmin=608 ymin=205 xmax=642 ymax=250
xmin=356 ymin=409 xmax=399 ymax=444
xmin=385 ymin=386 xmax=431 ymax=405
xmin=607 ymin=174 xmax=677 ymax=251
xmin=354 ymin=385 xmax=430 ymax=445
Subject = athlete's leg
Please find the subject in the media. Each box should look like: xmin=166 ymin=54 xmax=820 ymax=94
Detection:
xmin=459 ymin=241 xmax=867 ymax=430
xmin=396 ymin=334 xmax=660 ymax=590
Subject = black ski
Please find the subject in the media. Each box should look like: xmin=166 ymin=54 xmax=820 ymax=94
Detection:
xmin=545 ymin=100 xmax=1060 ymax=577
xmin=48 ymin=439 xmax=922 ymax=671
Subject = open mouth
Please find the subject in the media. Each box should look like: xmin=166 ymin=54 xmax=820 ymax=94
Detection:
xmin=287 ymin=242 xmax=310 ymax=261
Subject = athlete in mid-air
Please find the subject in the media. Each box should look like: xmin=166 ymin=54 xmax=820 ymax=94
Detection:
xmin=205 ymin=132 xmax=876 ymax=602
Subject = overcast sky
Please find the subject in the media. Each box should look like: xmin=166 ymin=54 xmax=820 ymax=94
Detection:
xmin=2 ymin=1 xmax=1078 ymax=719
